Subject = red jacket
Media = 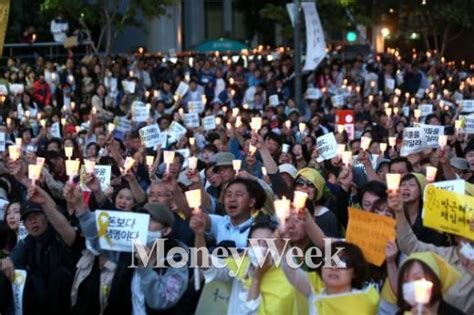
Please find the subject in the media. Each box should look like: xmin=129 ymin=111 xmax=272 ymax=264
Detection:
xmin=32 ymin=79 xmax=52 ymax=107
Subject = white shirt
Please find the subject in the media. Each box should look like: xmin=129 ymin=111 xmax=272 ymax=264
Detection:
xmin=209 ymin=215 xmax=253 ymax=249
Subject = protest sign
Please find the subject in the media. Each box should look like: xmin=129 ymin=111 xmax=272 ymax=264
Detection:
xmin=416 ymin=88 xmax=425 ymax=99
xmin=400 ymin=127 xmax=427 ymax=156
xmin=114 ymin=117 xmax=132 ymax=134
xmin=419 ymin=124 xmax=444 ymax=148
xmin=418 ymin=104 xmax=433 ymax=118
xmin=176 ymin=148 xmax=191 ymax=159
xmin=95 ymin=210 xmax=150 ymax=252
xmin=132 ymin=101 xmax=149 ymax=122
xmin=9 ymin=83 xmax=24 ymax=95
xmin=423 ymin=186 xmax=474 ymax=240
xmin=385 ymin=78 xmax=395 ymax=91
xmin=331 ymin=95 xmax=344 ymax=107
xmin=168 ymin=121 xmax=187 ymax=141
xmin=12 ymin=269 xmax=27 ymax=315
xmin=202 ymin=115 xmax=217 ymax=131
xmin=139 ymin=124 xmax=161 ymax=148
xmin=195 ymin=281 xmax=232 ymax=315
xmin=0 ymin=84 xmax=7 ymax=94
xmin=80 ymin=165 xmax=112 ymax=192
xmin=183 ymin=112 xmax=200 ymax=128
xmin=402 ymin=106 xmax=410 ymax=117
xmin=50 ymin=122 xmax=61 ymax=138
xmin=429 ymin=180 xmax=465 ymax=194
xmin=346 ymin=208 xmax=396 ymax=266
xmin=175 ymin=81 xmax=189 ymax=97
xmin=121 ymin=80 xmax=136 ymax=94
xmin=460 ymin=99 xmax=474 ymax=113
xmin=269 ymin=94 xmax=279 ymax=106
xmin=0 ymin=132 xmax=5 ymax=151
xmin=315 ymin=132 xmax=338 ymax=162
xmin=188 ymin=101 xmax=205 ymax=114
xmin=461 ymin=115 xmax=474 ymax=134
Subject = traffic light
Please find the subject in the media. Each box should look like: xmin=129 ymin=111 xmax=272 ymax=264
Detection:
xmin=346 ymin=31 xmax=357 ymax=43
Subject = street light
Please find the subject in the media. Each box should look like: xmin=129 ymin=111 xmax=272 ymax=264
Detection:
xmin=381 ymin=28 xmax=390 ymax=38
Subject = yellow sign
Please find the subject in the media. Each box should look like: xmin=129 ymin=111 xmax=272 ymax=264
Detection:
xmin=0 ymin=0 xmax=10 ymax=56
xmin=423 ymin=186 xmax=474 ymax=240
xmin=346 ymin=208 xmax=396 ymax=266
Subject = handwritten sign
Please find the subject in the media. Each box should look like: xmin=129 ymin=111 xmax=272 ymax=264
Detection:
xmin=315 ymin=132 xmax=337 ymax=162
xmin=132 ymin=101 xmax=149 ymax=123
xmin=202 ymin=115 xmax=217 ymax=131
xmin=346 ymin=208 xmax=396 ymax=266
xmin=460 ymin=115 xmax=474 ymax=134
xmin=50 ymin=122 xmax=61 ymax=138
xmin=419 ymin=124 xmax=444 ymax=148
xmin=12 ymin=269 xmax=27 ymax=315
xmin=114 ymin=117 xmax=132 ymax=134
xmin=423 ymin=186 xmax=474 ymax=240
xmin=195 ymin=281 xmax=231 ymax=315
xmin=139 ymin=124 xmax=161 ymax=148
xmin=430 ymin=180 xmax=465 ymax=194
xmin=188 ymin=101 xmax=205 ymax=113
xmin=121 ymin=80 xmax=136 ymax=94
xmin=461 ymin=100 xmax=474 ymax=113
xmin=269 ymin=94 xmax=279 ymax=106
xmin=168 ymin=121 xmax=187 ymax=140
xmin=175 ymin=81 xmax=189 ymax=97
xmin=95 ymin=210 xmax=150 ymax=252
xmin=80 ymin=165 xmax=111 ymax=192
xmin=183 ymin=112 xmax=200 ymax=128
xmin=400 ymin=127 xmax=427 ymax=156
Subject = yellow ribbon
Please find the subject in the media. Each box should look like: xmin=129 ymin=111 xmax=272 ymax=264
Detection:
xmin=97 ymin=212 xmax=112 ymax=245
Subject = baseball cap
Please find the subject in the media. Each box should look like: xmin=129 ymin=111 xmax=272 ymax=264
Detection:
xmin=142 ymin=203 xmax=175 ymax=227
xmin=278 ymin=163 xmax=298 ymax=179
xmin=450 ymin=157 xmax=469 ymax=171
xmin=20 ymin=201 xmax=43 ymax=220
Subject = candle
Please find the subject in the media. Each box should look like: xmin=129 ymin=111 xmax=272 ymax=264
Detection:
xmin=337 ymin=124 xmax=345 ymax=134
xmin=65 ymin=146 xmax=74 ymax=159
xmin=385 ymin=107 xmax=392 ymax=116
xmin=414 ymin=279 xmax=433 ymax=304
xmin=337 ymin=144 xmax=346 ymax=156
xmin=25 ymin=110 xmax=30 ymax=118
xmin=107 ymin=123 xmax=115 ymax=133
xmin=342 ymin=151 xmax=353 ymax=167
xmin=163 ymin=151 xmax=175 ymax=173
xmin=285 ymin=120 xmax=292 ymax=129
xmin=261 ymin=166 xmax=267 ymax=176
xmin=15 ymin=138 xmax=22 ymax=147
xmin=61 ymin=118 xmax=66 ymax=126
xmin=454 ymin=120 xmax=462 ymax=130
xmin=414 ymin=109 xmax=421 ymax=119
xmin=386 ymin=173 xmax=401 ymax=191
xmin=232 ymin=107 xmax=239 ymax=117
xmin=123 ymin=157 xmax=136 ymax=173
xmin=222 ymin=106 xmax=228 ymax=113
xmin=438 ymin=135 xmax=448 ymax=148
xmin=243 ymin=103 xmax=249 ymax=110
xmin=84 ymin=159 xmax=96 ymax=174
xmin=232 ymin=160 xmax=241 ymax=173
xmin=40 ymin=119 xmax=46 ymax=128
xmin=248 ymin=144 xmax=257 ymax=156
xmin=36 ymin=157 xmax=45 ymax=169
xmin=293 ymin=191 xmax=308 ymax=211
xmin=28 ymin=164 xmax=42 ymax=185
xmin=215 ymin=117 xmax=222 ymax=125
xmin=380 ymin=143 xmax=388 ymax=153
xmin=368 ymin=95 xmax=374 ymax=103
xmin=185 ymin=189 xmax=201 ymax=210
xmin=282 ymin=143 xmax=290 ymax=153
xmin=8 ymin=145 xmax=21 ymax=161
xmin=71 ymin=102 xmax=76 ymax=110
xmin=65 ymin=159 xmax=80 ymax=178
xmin=274 ymin=197 xmax=291 ymax=231
xmin=6 ymin=117 xmax=11 ymax=126
xmin=361 ymin=136 xmax=371 ymax=151
xmin=146 ymin=155 xmax=155 ymax=168
xmin=188 ymin=156 xmax=198 ymax=170
xmin=389 ymin=137 xmax=396 ymax=147
xmin=298 ymin=123 xmax=306 ymax=134
xmin=153 ymin=90 xmax=160 ymax=98
xmin=426 ymin=166 xmax=437 ymax=182
xmin=393 ymin=107 xmax=399 ymax=115
xmin=250 ymin=117 xmax=262 ymax=132
xmin=189 ymin=137 xmax=195 ymax=146
xmin=235 ymin=116 xmax=242 ymax=128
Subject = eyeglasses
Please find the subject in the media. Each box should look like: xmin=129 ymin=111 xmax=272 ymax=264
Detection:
xmin=295 ymin=178 xmax=315 ymax=189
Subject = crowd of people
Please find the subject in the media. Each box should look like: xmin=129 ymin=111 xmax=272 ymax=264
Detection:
xmin=0 ymin=47 xmax=473 ymax=315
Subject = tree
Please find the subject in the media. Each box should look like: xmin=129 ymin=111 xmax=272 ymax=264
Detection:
xmin=40 ymin=0 xmax=177 ymax=54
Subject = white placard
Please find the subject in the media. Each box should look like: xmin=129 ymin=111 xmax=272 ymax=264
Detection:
xmin=132 ymin=101 xmax=149 ymax=123
xmin=121 ymin=80 xmax=136 ymax=94
xmin=385 ymin=78 xmax=395 ymax=91
xmin=269 ymin=94 xmax=279 ymax=106
xmin=418 ymin=104 xmax=433 ymax=118
xmin=175 ymin=81 xmax=189 ymax=97
xmin=461 ymin=100 xmax=474 ymax=113
xmin=430 ymin=180 xmax=465 ymax=194
xmin=9 ymin=83 xmax=24 ymax=95
xmin=416 ymin=88 xmax=425 ymax=99
xmin=202 ymin=115 xmax=216 ymax=131
xmin=400 ymin=127 xmax=428 ymax=156
xmin=301 ymin=2 xmax=327 ymax=71
xmin=331 ymin=95 xmax=344 ymax=107
xmin=461 ymin=115 xmax=474 ymax=134
xmin=402 ymin=106 xmax=410 ymax=117
xmin=50 ymin=122 xmax=61 ymax=138
xmin=176 ymin=148 xmax=191 ymax=159
xmin=95 ymin=210 xmax=150 ymax=252
xmin=168 ymin=121 xmax=187 ymax=140
xmin=0 ymin=84 xmax=7 ymax=94
xmin=80 ymin=165 xmax=112 ymax=192
xmin=420 ymin=124 xmax=444 ymax=148
xmin=0 ymin=132 xmax=5 ymax=152
xmin=188 ymin=101 xmax=205 ymax=113
xmin=183 ymin=112 xmax=200 ymax=128
xmin=114 ymin=117 xmax=132 ymax=133
xmin=139 ymin=124 xmax=161 ymax=148
xmin=315 ymin=132 xmax=338 ymax=162
xmin=12 ymin=269 xmax=27 ymax=315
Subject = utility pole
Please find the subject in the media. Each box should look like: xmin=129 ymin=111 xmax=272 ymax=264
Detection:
xmin=293 ymin=0 xmax=303 ymax=113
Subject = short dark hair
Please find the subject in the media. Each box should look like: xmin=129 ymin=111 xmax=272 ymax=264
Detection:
xmin=330 ymin=241 xmax=369 ymax=289
xmin=359 ymin=181 xmax=387 ymax=200
xmin=225 ymin=177 xmax=267 ymax=210
xmin=389 ymin=157 xmax=413 ymax=173
xmin=264 ymin=132 xmax=283 ymax=146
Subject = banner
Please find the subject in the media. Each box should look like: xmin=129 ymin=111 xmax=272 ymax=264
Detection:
xmin=423 ymin=186 xmax=474 ymax=240
xmin=95 ymin=210 xmax=150 ymax=252
xmin=301 ymin=2 xmax=326 ymax=71
xmin=346 ymin=208 xmax=396 ymax=266
xmin=0 ymin=0 xmax=10 ymax=57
